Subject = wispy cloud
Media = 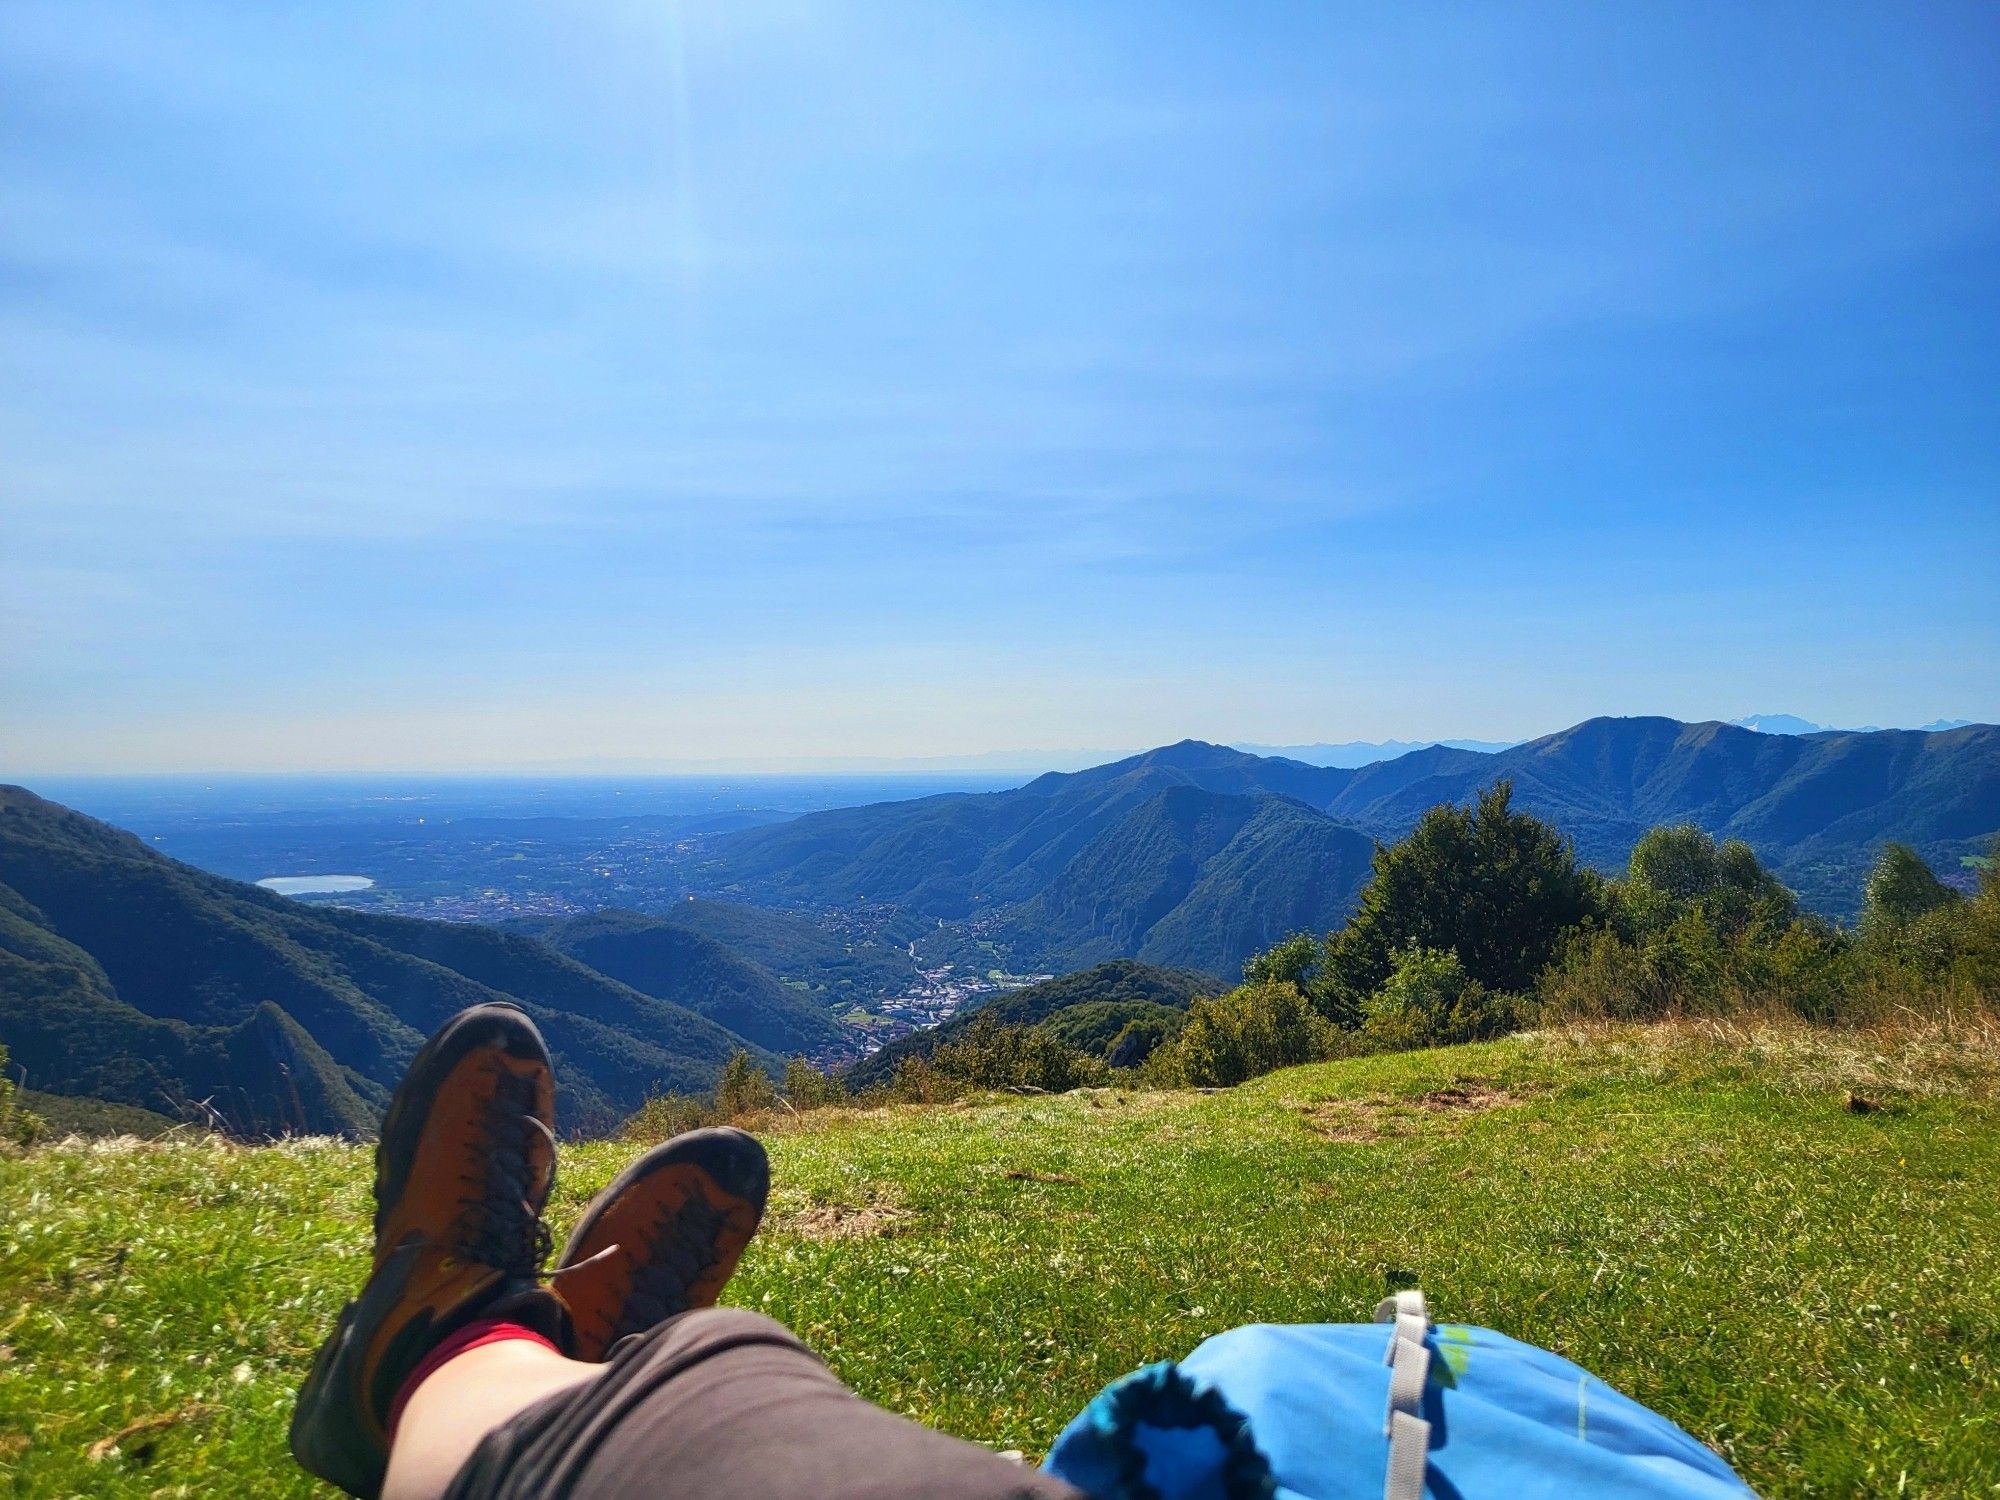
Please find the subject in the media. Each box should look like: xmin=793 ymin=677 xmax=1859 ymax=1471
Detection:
xmin=3 ymin=1 xmax=1996 ymax=769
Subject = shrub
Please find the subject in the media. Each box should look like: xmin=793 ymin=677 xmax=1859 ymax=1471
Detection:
xmin=888 ymin=1054 xmax=961 ymax=1104
xmin=1104 ymin=1012 xmax=1181 ymax=1069
xmin=1359 ymin=946 xmax=1517 ymax=1051
xmin=1538 ymin=924 xmax=1670 ymax=1021
xmin=622 ymin=1050 xmax=783 ymax=1139
xmin=621 ymin=1091 xmax=715 ymax=1142
xmin=782 ymin=1056 xmax=848 ymax=1110
xmin=928 ymin=1014 xmax=1109 ymax=1093
xmin=1146 ymin=981 xmax=1337 ymax=1088
xmin=714 ymin=1050 xmax=779 ymax=1117
xmin=0 ymin=1046 xmax=42 ymax=1147
xmin=0 ymin=1048 xmax=41 ymax=1147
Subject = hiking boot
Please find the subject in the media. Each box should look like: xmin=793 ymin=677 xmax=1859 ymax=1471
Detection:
xmin=553 ymin=1127 xmax=770 ymax=1360
xmin=291 ymin=1003 xmax=566 ymax=1498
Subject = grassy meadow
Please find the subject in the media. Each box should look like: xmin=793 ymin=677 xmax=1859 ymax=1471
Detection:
xmin=3 ymin=1018 xmax=1998 ymax=1497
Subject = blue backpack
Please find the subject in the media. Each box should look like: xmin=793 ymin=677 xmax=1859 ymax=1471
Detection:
xmin=1043 ymin=1292 xmax=1754 ymax=1500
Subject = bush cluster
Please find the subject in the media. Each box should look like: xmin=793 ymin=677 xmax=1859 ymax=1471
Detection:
xmin=1541 ymin=833 xmax=1999 ymax=1026
xmin=618 ymin=790 xmax=1998 ymax=1134
xmin=1149 ymin=797 xmax=1997 ymax=1094
xmin=622 ymin=1049 xmax=849 ymax=1140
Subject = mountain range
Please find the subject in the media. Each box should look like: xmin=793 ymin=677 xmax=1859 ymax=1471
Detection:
xmin=0 ymin=787 xmax=779 ymax=1137
xmin=698 ymin=716 xmax=2000 ymax=965
xmin=1231 ymin=738 xmax=1519 ymax=766
xmin=5 ymin=713 xmax=1994 ymax=1137
xmin=1730 ymin=714 xmax=1974 ymax=736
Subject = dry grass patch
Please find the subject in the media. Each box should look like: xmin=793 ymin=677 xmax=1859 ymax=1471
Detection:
xmin=1297 ymin=1074 xmax=1531 ymax=1142
xmin=1527 ymin=1011 xmax=2000 ymax=1103
xmin=777 ymin=1190 xmax=913 ymax=1241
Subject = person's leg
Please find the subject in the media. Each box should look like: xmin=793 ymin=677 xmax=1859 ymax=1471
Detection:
xmin=383 ymin=1339 xmax=604 ymax=1500
xmin=291 ymin=1005 xmax=570 ymax=1499
xmin=421 ymin=1133 xmax=1070 ymax=1499
xmin=382 ymin=1127 xmax=777 ymax=1500
xmin=434 ymin=1307 xmax=1085 ymax=1500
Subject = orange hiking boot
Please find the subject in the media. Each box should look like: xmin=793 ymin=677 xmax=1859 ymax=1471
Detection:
xmin=553 ymin=1127 xmax=770 ymax=1360
xmin=291 ymin=1003 xmax=567 ymax=1498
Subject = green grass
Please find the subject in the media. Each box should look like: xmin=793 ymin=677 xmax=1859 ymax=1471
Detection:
xmin=3 ymin=1021 xmax=1998 ymax=1497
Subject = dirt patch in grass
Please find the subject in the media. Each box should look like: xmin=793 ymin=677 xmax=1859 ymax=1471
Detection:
xmin=1299 ymin=1076 xmax=1528 ymax=1142
xmin=781 ymin=1196 xmax=912 ymax=1241
xmin=1414 ymin=1079 xmax=1514 ymax=1112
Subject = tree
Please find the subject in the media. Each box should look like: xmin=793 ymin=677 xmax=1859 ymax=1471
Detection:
xmin=782 ymin=1056 xmax=848 ymax=1110
xmin=1244 ymin=931 xmax=1319 ymax=988
xmin=713 ymin=1050 xmax=778 ymax=1118
xmin=1318 ymin=782 xmax=1600 ymax=1017
xmin=1629 ymin=825 xmax=1723 ymax=905
xmin=1623 ymin=825 xmax=1795 ymax=937
xmin=1861 ymin=843 xmax=1958 ymax=937
xmin=1146 ymin=981 xmax=1335 ymax=1088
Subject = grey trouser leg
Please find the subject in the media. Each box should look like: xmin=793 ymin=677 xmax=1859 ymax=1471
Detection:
xmin=442 ymin=1308 xmax=1085 ymax=1500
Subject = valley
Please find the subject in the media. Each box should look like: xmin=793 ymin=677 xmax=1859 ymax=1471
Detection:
xmin=5 ymin=713 xmax=1996 ymax=1138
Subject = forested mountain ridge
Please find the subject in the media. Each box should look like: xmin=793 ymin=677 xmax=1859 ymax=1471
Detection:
xmin=1321 ymin=718 xmax=1999 ymax=913
xmin=989 ymin=787 xmax=1377 ymax=975
xmin=699 ymin=719 xmax=1999 ymax=942
xmin=697 ymin=744 xmax=1383 ymax=974
xmin=845 ymin=960 xmax=1215 ymax=1088
xmin=0 ymin=786 xmax=771 ymax=1137
xmin=511 ymin=909 xmax=853 ymax=1056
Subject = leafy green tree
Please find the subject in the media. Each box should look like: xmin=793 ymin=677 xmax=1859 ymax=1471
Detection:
xmin=1244 ymin=932 xmax=1319 ymax=988
xmin=1360 ymin=946 xmax=1515 ymax=1050
xmin=1146 ymin=981 xmax=1336 ymax=1088
xmin=714 ymin=1050 xmax=778 ymax=1118
xmin=1861 ymin=843 xmax=1959 ymax=937
xmin=1622 ymin=825 xmax=1795 ymax=937
xmin=1318 ymin=782 xmax=1600 ymax=1018
xmin=1629 ymin=824 xmax=1725 ymax=905
xmin=782 ymin=1056 xmax=848 ymax=1110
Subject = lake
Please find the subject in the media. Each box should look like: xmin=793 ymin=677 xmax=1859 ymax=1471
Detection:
xmin=257 ymin=875 xmax=375 ymax=895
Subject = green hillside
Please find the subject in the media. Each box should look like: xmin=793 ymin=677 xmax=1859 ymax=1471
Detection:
xmin=701 ymin=748 xmax=1383 ymax=975
xmin=847 ymin=960 xmax=1216 ymax=1087
xmin=2 ymin=1021 xmax=1995 ymax=1496
xmin=697 ymin=721 xmax=2000 ymax=954
xmin=1323 ymin=718 xmax=2000 ymax=915
xmin=523 ymin=909 xmax=854 ymax=1056
xmin=992 ymin=787 xmax=1375 ymax=974
xmin=623 ymin=898 xmax=921 ymax=1007
xmin=0 ymin=787 xmax=769 ymax=1136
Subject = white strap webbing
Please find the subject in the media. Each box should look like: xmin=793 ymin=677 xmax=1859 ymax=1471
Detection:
xmin=1374 ymin=1290 xmax=1432 ymax=1500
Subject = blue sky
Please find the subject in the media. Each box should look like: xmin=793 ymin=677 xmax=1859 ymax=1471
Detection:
xmin=3 ymin=2 xmax=1996 ymax=772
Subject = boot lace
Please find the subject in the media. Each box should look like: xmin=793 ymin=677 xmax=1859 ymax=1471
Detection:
xmin=446 ymin=1067 xmax=555 ymax=1275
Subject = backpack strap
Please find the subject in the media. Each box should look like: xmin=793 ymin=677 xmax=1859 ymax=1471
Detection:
xmin=1374 ymin=1290 xmax=1432 ymax=1500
